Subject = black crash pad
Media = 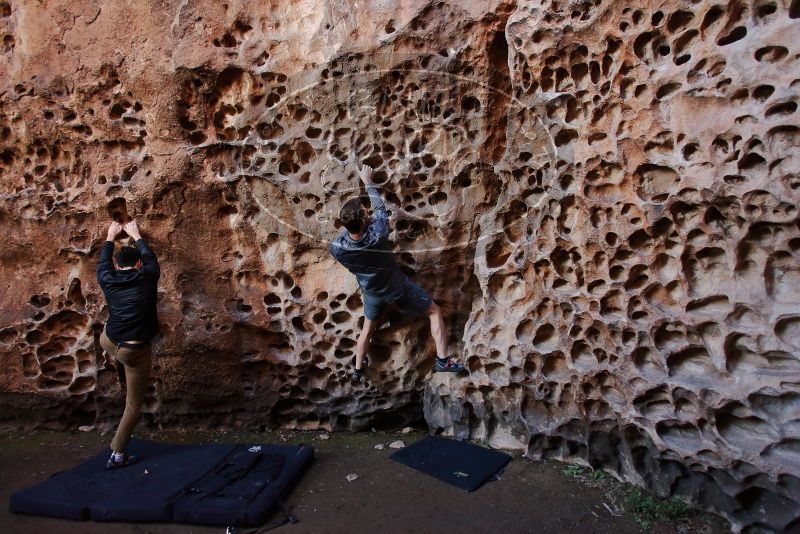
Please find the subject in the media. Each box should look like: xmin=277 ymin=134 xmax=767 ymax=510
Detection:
xmin=390 ymin=436 xmax=511 ymax=492
xmin=9 ymin=438 xmax=314 ymax=527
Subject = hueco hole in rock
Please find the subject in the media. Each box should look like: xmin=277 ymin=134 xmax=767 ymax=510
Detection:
xmin=1 ymin=1 xmax=799 ymax=532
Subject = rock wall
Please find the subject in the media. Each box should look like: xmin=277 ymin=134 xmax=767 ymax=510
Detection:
xmin=0 ymin=0 xmax=798 ymax=530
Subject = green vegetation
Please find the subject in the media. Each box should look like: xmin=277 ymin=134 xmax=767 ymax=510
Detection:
xmin=589 ymin=469 xmax=607 ymax=481
xmin=562 ymin=464 xmax=607 ymax=481
xmin=563 ymin=464 xmax=585 ymax=477
xmin=624 ymin=488 xmax=694 ymax=530
xmin=559 ymin=462 xmax=700 ymax=531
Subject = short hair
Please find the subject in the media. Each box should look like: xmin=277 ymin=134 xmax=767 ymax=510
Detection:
xmin=340 ymin=198 xmax=366 ymax=233
xmin=115 ymin=246 xmax=141 ymax=268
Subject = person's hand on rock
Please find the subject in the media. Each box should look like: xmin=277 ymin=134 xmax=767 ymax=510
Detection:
xmin=124 ymin=220 xmax=142 ymax=241
xmin=106 ymin=221 xmax=124 ymax=242
xmin=359 ymin=164 xmax=374 ymax=187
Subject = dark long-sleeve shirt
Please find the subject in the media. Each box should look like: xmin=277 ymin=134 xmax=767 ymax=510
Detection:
xmin=330 ymin=185 xmax=408 ymax=300
xmin=97 ymin=239 xmax=160 ymax=344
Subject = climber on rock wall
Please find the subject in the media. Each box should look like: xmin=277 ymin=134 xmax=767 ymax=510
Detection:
xmin=330 ymin=160 xmax=467 ymax=381
xmin=96 ymin=219 xmax=160 ymax=468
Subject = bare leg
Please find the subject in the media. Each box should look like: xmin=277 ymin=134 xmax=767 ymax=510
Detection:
xmin=427 ymin=301 xmax=447 ymax=359
xmin=355 ymin=317 xmax=375 ymax=370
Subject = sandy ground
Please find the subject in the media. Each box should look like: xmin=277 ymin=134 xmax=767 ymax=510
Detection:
xmin=0 ymin=429 xmax=729 ymax=534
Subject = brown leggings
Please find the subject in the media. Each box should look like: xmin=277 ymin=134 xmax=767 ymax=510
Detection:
xmin=100 ymin=328 xmax=152 ymax=453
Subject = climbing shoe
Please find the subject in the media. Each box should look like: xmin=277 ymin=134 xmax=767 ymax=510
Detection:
xmin=353 ymin=356 xmax=370 ymax=382
xmin=106 ymin=451 xmax=138 ymax=469
xmin=434 ymin=357 xmax=467 ymax=373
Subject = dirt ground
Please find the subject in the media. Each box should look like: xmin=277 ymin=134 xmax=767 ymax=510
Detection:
xmin=0 ymin=429 xmax=729 ymax=534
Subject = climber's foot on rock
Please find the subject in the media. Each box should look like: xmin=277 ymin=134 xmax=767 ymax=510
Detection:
xmin=353 ymin=356 xmax=370 ymax=382
xmin=434 ymin=357 xmax=466 ymax=374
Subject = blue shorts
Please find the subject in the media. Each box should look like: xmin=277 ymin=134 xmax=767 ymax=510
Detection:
xmin=362 ymin=280 xmax=433 ymax=321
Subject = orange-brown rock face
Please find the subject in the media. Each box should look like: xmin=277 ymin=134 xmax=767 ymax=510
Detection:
xmin=1 ymin=0 xmax=799 ymax=529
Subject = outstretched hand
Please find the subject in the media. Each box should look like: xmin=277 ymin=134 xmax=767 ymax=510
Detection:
xmin=124 ymin=220 xmax=142 ymax=240
xmin=106 ymin=221 xmax=124 ymax=242
xmin=358 ymin=164 xmax=374 ymax=186
xmin=351 ymin=146 xmax=374 ymax=186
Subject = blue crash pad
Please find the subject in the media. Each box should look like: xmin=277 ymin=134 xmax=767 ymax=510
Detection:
xmin=9 ymin=438 xmax=314 ymax=527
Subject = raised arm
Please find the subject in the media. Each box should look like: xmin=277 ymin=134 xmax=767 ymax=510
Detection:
xmin=97 ymin=221 xmax=123 ymax=286
xmin=359 ymin=164 xmax=389 ymax=239
xmin=124 ymin=220 xmax=160 ymax=280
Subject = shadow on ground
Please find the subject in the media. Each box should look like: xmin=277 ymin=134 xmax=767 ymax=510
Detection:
xmin=0 ymin=429 xmax=729 ymax=534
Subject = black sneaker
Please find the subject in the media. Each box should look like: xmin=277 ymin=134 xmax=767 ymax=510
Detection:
xmin=106 ymin=451 xmax=137 ymax=469
xmin=353 ymin=356 xmax=370 ymax=382
xmin=434 ymin=357 xmax=466 ymax=373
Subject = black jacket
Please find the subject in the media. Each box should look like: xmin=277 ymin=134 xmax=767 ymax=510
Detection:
xmin=97 ymin=239 xmax=160 ymax=344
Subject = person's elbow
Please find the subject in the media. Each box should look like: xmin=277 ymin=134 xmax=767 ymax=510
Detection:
xmin=375 ymin=223 xmax=390 ymax=239
xmin=146 ymin=263 xmax=161 ymax=279
xmin=373 ymin=210 xmax=389 ymax=225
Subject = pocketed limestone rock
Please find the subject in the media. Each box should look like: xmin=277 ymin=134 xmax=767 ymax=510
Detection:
xmin=0 ymin=1 xmax=799 ymax=530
